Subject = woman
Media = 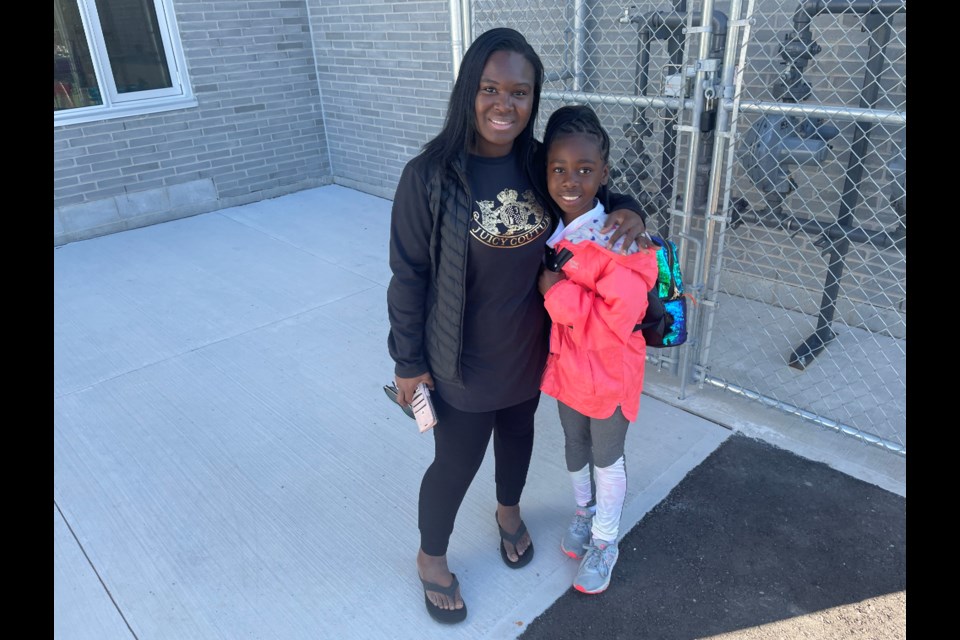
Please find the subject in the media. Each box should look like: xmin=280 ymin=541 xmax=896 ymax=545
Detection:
xmin=386 ymin=27 xmax=651 ymax=624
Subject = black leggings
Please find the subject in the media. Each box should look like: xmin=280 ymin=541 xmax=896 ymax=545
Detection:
xmin=418 ymin=391 xmax=540 ymax=556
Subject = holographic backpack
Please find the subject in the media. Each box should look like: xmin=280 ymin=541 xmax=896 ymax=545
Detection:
xmin=634 ymin=234 xmax=687 ymax=348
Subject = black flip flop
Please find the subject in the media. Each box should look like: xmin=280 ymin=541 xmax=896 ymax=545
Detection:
xmin=496 ymin=512 xmax=535 ymax=569
xmin=419 ymin=573 xmax=467 ymax=624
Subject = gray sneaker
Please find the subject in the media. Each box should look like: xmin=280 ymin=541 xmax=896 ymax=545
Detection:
xmin=560 ymin=507 xmax=594 ymax=559
xmin=573 ymin=539 xmax=619 ymax=594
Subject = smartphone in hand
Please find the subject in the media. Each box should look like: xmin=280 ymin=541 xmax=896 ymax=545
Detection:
xmin=411 ymin=382 xmax=438 ymax=432
xmin=383 ymin=381 xmax=437 ymax=432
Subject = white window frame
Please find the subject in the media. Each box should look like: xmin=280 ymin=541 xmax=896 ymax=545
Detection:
xmin=54 ymin=0 xmax=197 ymax=127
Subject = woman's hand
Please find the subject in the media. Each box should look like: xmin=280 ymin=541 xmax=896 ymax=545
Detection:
xmin=601 ymin=208 xmax=656 ymax=253
xmin=394 ymin=372 xmax=434 ymax=406
xmin=538 ymin=269 xmax=564 ymax=296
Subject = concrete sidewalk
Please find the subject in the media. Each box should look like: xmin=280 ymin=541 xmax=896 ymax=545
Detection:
xmin=54 ymin=185 xmax=905 ymax=640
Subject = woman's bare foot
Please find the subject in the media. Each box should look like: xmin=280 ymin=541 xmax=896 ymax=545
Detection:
xmin=496 ymin=503 xmax=532 ymax=562
xmin=417 ymin=549 xmax=464 ymax=611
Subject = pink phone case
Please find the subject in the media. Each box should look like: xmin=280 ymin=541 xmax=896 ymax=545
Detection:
xmin=411 ymin=383 xmax=438 ymax=432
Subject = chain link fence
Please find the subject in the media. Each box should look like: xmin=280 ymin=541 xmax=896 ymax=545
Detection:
xmin=469 ymin=0 xmax=906 ymax=455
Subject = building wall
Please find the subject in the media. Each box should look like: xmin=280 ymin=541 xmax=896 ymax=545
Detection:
xmin=54 ymin=0 xmax=332 ymax=246
xmin=308 ymin=0 xmax=454 ymax=200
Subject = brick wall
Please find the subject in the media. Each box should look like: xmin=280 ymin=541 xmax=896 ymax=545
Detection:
xmin=308 ymin=1 xmax=454 ymax=200
xmin=54 ymin=0 xmax=331 ymax=245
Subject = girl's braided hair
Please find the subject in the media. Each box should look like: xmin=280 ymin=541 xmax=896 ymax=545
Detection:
xmin=542 ymin=104 xmax=611 ymax=164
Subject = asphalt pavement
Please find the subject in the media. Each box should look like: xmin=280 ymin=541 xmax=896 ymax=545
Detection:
xmin=519 ymin=433 xmax=906 ymax=640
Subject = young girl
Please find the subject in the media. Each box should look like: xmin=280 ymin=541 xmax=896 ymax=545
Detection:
xmin=537 ymin=105 xmax=659 ymax=595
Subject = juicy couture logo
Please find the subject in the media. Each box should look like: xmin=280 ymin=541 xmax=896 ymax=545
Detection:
xmin=471 ymin=188 xmax=549 ymax=248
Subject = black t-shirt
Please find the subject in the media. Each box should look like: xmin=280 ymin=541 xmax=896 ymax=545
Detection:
xmin=434 ymin=151 xmax=552 ymax=411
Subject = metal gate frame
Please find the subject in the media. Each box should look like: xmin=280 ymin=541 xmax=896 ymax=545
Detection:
xmin=697 ymin=0 xmax=905 ymax=455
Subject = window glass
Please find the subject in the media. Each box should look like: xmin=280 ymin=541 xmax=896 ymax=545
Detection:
xmin=94 ymin=0 xmax=173 ymax=94
xmin=53 ymin=0 xmax=194 ymax=123
xmin=54 ymin=0 xmax=103 ymax=111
